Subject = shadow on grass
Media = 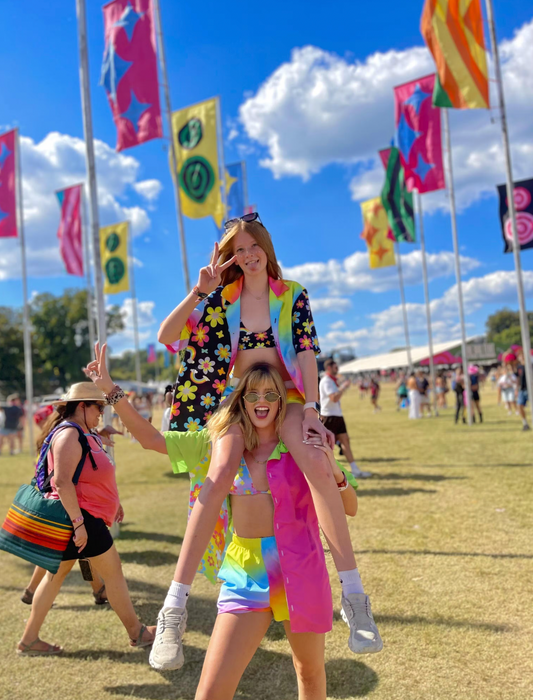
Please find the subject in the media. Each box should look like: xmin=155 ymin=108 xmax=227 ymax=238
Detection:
xmin=332 ymin=610 xmax=510 ymax=633
xmin=357 ymin=457 xmax=405 ymax=464
xmin=104 ymin=648 xmax=378 ymax=699
xmin=162 ymin=470 xmax=190 ymax=480
xmin=351 ymin=548 xmax=533 ymax=560
xmin=373 ymin=473 xmax=466 ymax=482
xmin=120 ymin=550 xmax=180 ymax=567
xmin=118 ymin=524 xmax=183 ymax=546
xmin=357 ymin=487 xmax=437 ymax=497
xmin=424 ymin=463 xmax=532 ymax=468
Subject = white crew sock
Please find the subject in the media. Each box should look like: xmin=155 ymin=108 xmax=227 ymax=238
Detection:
xmin=163 ymin=581 xmax=191 ymax=609
xmin=349 ymin=461 xmax=359 ymax=474
xmin=339 ymin=568 xmax=365 ymax=596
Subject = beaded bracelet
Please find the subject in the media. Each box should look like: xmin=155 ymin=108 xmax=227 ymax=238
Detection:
xmin=105 ymin=384 xmax=126 ymax=406
xmin=71 ymin=515 xmax=84 ymax=525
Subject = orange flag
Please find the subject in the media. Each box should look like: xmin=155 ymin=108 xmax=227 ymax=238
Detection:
xmin=360 ymin=198 xmax=396 ymax=269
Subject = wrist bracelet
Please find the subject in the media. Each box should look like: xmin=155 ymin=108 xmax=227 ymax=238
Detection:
xmin=71 ymin=515 xmax=84 ymax=525
xmin=193 ymin=286 xmax=209 ymax=300
xmin=338 ymin=482 xmax=350 ymax=492
xmin=105 ymin=384 xmax=126 ymax=406
xmin=74 ymin=523 xmax=85 ymax=533
xmin=336 ymin=473 xmax=348 ymax=491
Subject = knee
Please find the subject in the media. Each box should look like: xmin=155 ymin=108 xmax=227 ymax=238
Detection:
xmin=298 ymin=448 xmax=331 ymax=482
xmin=293 ymin=659 xmax=325 ymax=690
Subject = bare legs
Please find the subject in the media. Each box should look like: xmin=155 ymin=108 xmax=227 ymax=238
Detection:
xmin=337 ymin=432 xmax=355 ymax=464
xmin=195 ymin=612 xmax=326 ymax=700
xmin=281 ymin=404 xmax=356 ymax=572
xmin=24 ymin=564 xmax=105 ymax=597
xmin=172 ymin=427 xmax=245 ymax=584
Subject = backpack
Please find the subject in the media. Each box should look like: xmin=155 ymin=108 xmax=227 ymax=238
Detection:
xmin=35 ymin=421 xmax=98 ymax=493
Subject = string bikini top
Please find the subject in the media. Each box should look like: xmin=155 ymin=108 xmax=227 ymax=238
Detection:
xmin=230 ymin=457 xmax=271 ymax=496
xmin=239 ymin=323 xmax=276 ymax=351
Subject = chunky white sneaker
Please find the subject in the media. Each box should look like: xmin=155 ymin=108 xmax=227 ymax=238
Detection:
xmin=149 ymin=607 xmax=188 ymax=671
xmin=351 ymin=467 xmax=372 ymax=479
xmin=341 ymin=593 xmax=383 ymax=654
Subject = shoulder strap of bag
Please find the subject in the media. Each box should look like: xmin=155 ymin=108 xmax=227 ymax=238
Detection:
xmin=41 ymin=421 xmax=98 ymax=492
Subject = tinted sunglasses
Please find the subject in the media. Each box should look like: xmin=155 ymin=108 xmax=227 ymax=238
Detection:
xmin=84 ymin=401 xmax=105 ymax=414
xmin=243 ymin=392 xmax=281 ymax=404
xmin=224 ymin=212 xmax=264 ymax=230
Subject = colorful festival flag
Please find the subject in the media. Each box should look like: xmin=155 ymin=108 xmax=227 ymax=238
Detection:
xmin=421 ymin=0 xmax=489 ymax=109
xmin=147 ymin=343 xmax=157 ymax=363
xmin=497 ymin=178 xmax=533 ymax=254
xmin=101 ymin=0 xmax=162 ymax=152
xmin=360 ymin=197 xmax=396 ymax=269
xmin=0 ymin=129 xmax=18 ymax=239
xmin=394 ymin=74 xmax=445 ymax=194
xmin=99 ymin=221 xmax=129 ymax=294
xmin=164 ymin=349 xmax=170 ymax=368
xmin=244 ymin=204 xmax=257 ymax=215
xmin=171 ymin=97 xmax=225 ymax=227
xmin=56 ymin=185 xmax=84 ymax=276
xmin=380 ymin=147 xmax=416 ymax=243
xmin=216 ymin=161 xmax=246 ymax=237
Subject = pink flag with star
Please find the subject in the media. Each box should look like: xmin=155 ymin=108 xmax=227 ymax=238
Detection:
xmin=0 ymin=129 xmax=18 ymax=238
xmin=101 ymin=0 xmax=162 ymax=152
xmin=394 ymin=74 xmax=445 ymax=194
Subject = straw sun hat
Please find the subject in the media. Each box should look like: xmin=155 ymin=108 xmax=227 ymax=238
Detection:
xmin=52 ymin=382 xmax=107 ymax=407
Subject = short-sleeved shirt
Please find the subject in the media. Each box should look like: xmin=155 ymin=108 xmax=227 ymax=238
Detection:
xmin=319 ymin=375 xmax=343 ymax=417
xmin=3 ymin=405 xmax=24 ymax=430
xmin=517 ymin=364 xmax=528 ymax=392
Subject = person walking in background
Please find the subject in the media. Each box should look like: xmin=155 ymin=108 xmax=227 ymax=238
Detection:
xmin=453 ymin=368 xmax=466 ymax=424
xmin=0 ymin=394 xmax=25 ymax=456
xmin=468 ymin=366 xmax=483 ymax=423
xmin=515 ymin=350 xmax=530 ymax=431
xmin=416 ymin=370 xmax=432 ymax=417
xmin=396 ymin=373 xmax=408 ymax=411
xmin=20 ymin=564 xmax=108 ymax=606
xmin=160 ymin=385 xmax=174 ymax=432
xmin=370 ymin=377 xmax=381 ymax=413
xmin=498 ymin=363 xmax=518 ymax=415
xmin=407 ymin=372 xmax=421 ymax=419
xmin=319 ymin=359 xmax=371 ymax=479
xmin=435 ymin=371 xmax=448 ymax=410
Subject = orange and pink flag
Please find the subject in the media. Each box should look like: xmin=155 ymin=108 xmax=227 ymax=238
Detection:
xmin=394 ymin=74 xmax=445 ymax=194
xmin=0 ymin=129 xmax=17 ymax=239
xmin=56 ymin=184 xmax=84 ymax=276
xmin=101 ymin=0 xmax=162 ymax=152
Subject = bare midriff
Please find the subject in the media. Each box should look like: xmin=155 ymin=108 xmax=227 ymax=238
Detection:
xmin=230 ymin=494 xmax=275 ymax=538
xmin=233 ymin=347 xmax=291 ymax=381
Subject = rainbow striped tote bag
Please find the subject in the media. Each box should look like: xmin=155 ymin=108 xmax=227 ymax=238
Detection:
xmin=0 ymin=481 xmax=73 ymax=573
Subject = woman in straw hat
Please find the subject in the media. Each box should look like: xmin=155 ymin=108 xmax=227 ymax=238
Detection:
xmin=17 ymin=382 xmax=155 ymax=656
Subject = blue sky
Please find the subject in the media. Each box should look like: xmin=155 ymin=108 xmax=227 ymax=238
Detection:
xmin=1 ymin=0 xmax=533 ymax=357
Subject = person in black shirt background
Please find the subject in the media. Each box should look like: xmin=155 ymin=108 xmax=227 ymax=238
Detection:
xmin=515 ymin=351 xmax=530 ymax=431
xmin=0 ymin=394 xmax=25 ymax=456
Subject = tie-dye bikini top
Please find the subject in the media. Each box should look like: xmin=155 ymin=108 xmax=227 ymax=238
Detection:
xmin=239 ymin=323 xmax=276 ymax=351
xmin=230 ymin=456 xmax=271 ymax=496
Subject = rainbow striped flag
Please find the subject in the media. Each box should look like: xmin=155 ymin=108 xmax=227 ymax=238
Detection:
xmin=421 ymin=0 xmax=489 ymax=109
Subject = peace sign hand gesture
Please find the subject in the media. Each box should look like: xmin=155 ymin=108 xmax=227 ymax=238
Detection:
xmin=83 ymin=342 xmax=114 ymax=395
xmin=196 ymin=241 xmax=237 ymax=296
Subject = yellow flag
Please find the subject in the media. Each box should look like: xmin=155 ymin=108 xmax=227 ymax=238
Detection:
xmin=171 ymin=97 xmax=225 ymax=227
xmin=360 ymin=198 xmax=396 ymax=269
xmin=100 ymin=221 xmax=129 ymax=294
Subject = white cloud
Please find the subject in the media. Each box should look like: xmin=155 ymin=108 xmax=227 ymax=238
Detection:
xmin=132 ymin=179 xmax=163 ymax=202
xmin=283 ymin=249 xmax=480 ymax=295
xmin=311 ymin=297 xmax=352 ymax=313
xmin=0 ymin=131 xmax=152 ymax=280
xmin=239 ymin=19 xmax=533 ymax=212
xmin=330 ymin=320 xmax=346 ymax=330
xmin=108 ymin=298 xmax=157 ymax=355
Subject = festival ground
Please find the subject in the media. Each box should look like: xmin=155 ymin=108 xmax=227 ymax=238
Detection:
xmin=1 ymin=384 xmax=531 ymax=700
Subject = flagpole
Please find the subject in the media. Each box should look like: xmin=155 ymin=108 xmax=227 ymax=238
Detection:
xmin=485 ymin=0 xmax=533 ymax=429
xmin=442 ymin=109 xmax=472 ymax=425
xmin=128 ymin=227 xmax=142 ymax=386
xmin=216 ymin=96 xmax=227 ymax=223
xmin=416 ymin=191 xmax=438 ymax=416
xmin=80 ymin=186 xmax=96 ymax=359
xmin=395 ymin=242 xmax=413 ymax=370
xmin=152 ymin=0 xmax=191 ymax=293
xmin=241 ymin=160 xmax=249 ymax=212
xmin=76 ymin=0 xmax=114 ymax=447
xmin=14 ymin=129 xmax=34 ymax=455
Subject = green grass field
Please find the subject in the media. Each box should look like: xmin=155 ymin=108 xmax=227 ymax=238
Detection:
xmin=1 ymin=385 xmax=532 ymax=700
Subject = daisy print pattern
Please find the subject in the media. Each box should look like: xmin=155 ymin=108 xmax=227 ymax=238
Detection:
xmin=198 ymin=356 xmax=215 ymax=373
xmin=205 ymin=306 xmax=225 ymax=328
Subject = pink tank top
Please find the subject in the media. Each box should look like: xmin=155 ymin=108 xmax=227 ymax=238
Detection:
xmin=46 ymin=431 xmax=120 ymax=527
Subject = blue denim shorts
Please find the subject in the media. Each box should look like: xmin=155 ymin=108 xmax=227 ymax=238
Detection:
xmin=518 ymin=390 xmax=528 ymax=407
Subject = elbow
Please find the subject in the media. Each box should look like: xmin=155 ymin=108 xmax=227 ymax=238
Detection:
xmin=157 ymin=325 xmax=169 ymax=345
xmin=346 ymin=504 xmax=358 ymax=517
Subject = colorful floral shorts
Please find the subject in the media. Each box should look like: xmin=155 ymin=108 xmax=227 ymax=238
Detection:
xmin=225 ymin=378 xmax=304 ymax=405
xmin=217 ymin=534 xmax=290 ymax=622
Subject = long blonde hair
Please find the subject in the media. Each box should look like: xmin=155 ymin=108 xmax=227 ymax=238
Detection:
xmin=207 ymin=363 xmax=287 ymax=451
xmin=217 ymin=219 xmax=283 ymax=287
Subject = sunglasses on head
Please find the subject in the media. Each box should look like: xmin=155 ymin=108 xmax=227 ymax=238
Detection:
xmin=243 ymin=391 xmax=281 ymax=404
xmin=84 ymin=401 xmax=105 ymax=414
xmin=224 ymin=212 xmax=264 ymax=231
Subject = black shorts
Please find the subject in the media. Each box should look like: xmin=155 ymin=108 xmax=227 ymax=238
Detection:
xmin=62 ymin=509 xmax=114 ymax=560
xmin=471 ymin=390 xmax=480 ymax=402
xmin=321 ymin=415 xmax=348 ymax=437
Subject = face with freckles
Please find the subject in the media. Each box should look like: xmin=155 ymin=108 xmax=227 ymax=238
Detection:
xmin=233 ymin=230 xmax=268 ymax=277
xmin=243 ymin=381 xmax=280 ymax=429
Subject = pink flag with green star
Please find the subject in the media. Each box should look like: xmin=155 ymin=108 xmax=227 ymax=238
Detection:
xmin=0 ymin=129 xmax=17 ymax=238
xmin=394 ymin=74 xmax=445 ymax=194
xmin=101 ymin=0 xmax=162 ymax=152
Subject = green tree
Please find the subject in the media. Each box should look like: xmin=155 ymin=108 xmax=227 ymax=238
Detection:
xmin=110 ymin=349 xmax=176 ymax=384
xmin=0 ymin=307 xmax=25 ymax=396
xmin=485 ymin=307 xmax=533 ymax=351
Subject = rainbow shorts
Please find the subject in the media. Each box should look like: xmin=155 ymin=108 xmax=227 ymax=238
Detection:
xmin=217 ymin=534 xmax=289 ymax=622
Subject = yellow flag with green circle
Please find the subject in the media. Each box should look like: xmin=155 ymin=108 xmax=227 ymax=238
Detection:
xmin=171 ymin=97 xmax=225 ymax=227
xmin=100 ymin=221 xmax=129 ymax=294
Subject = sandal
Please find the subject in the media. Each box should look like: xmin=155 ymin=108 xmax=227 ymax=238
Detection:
xmin=129 ymin=624 xmax=155 ymax=648
xmin=20 ymin=588 xmax=34 ymax=605
xmin=93 ymin=585 xmax=108 ymax=606
xmin=17 ymin=639 xmax=63 ymax=656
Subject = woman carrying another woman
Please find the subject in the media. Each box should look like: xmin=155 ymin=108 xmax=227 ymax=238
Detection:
xmin=16 ymin=383 xmax=154 ymax=655
xmin=149 ymin=213 xmax=382 ymax=669
xmin=85 ymin=352 xmax=362 ymax=699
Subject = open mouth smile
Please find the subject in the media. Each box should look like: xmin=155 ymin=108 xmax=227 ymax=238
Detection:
xmin=254 ymin=406 xmax=270 ymax=419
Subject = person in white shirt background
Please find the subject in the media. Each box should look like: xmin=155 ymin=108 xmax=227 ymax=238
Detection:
xmin=319 ymin=359 xmax=372 ymax=479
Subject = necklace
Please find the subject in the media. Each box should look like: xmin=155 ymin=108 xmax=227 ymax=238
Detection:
xmin=244 ymin=285 xmax=267 ymax=301
xmin=252 ymin=453 xmax=268 ymax=465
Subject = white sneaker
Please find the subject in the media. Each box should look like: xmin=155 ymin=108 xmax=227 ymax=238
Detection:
xmin=341 ymin=593 xmax=383 ymax=654
xmin=149 ymin=607 xmax=188 ymax=671
xmin=351 ymin=467 xmax=372 ymax=479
